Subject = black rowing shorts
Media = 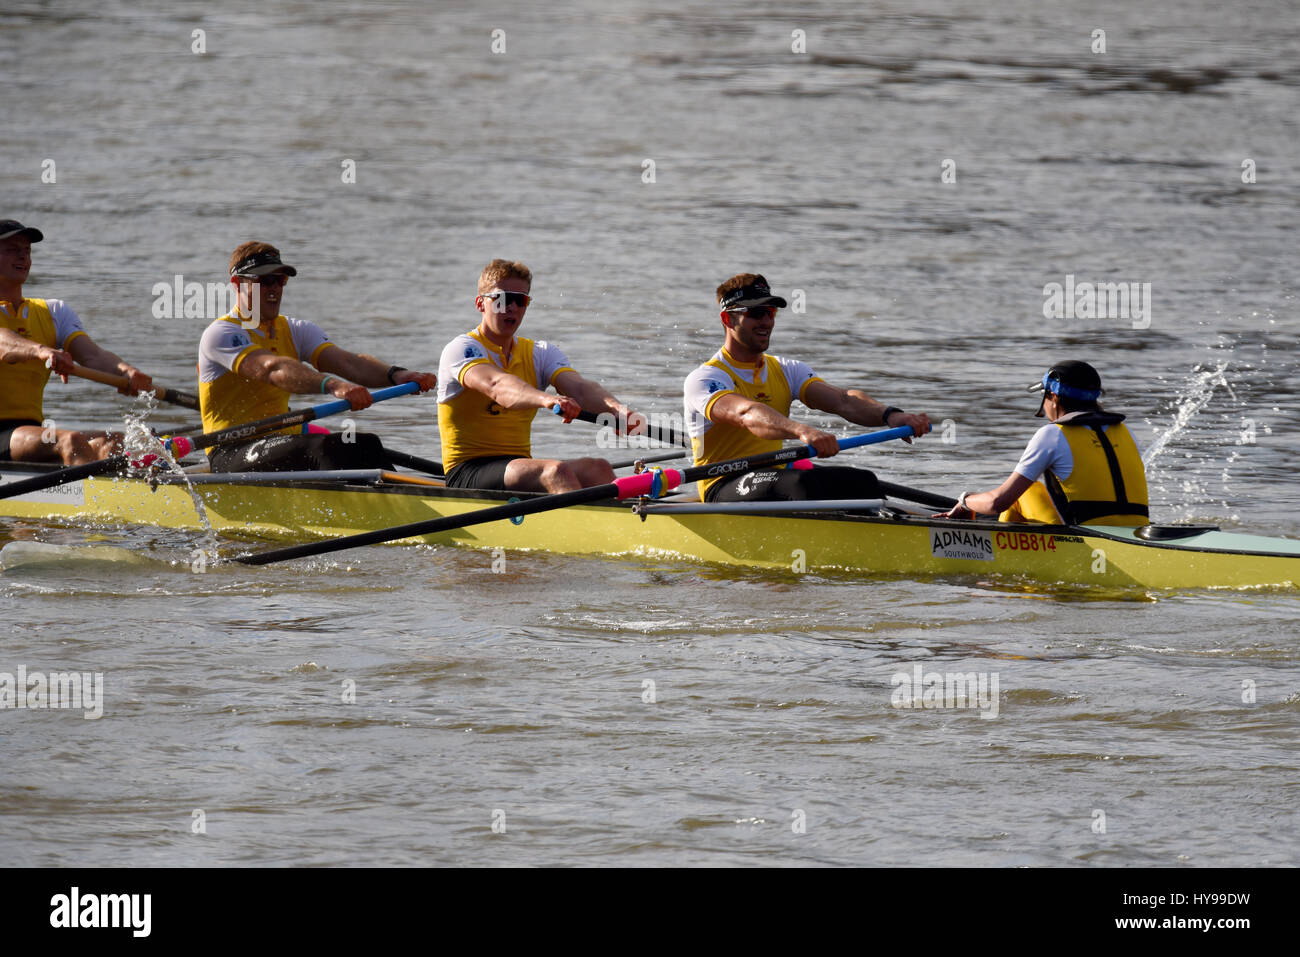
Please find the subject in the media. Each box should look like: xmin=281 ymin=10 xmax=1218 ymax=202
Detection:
xmin=207 ymin=432 xmax=395 ymax=473
xmin=705 ymin=464 xmax=881 ymax=503
xmin=444 ymin=455 xmax=525 ymax=491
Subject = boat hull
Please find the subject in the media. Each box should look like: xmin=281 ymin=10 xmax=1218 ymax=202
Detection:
xmin=2 ymin=467 xmax=1298 ymax=589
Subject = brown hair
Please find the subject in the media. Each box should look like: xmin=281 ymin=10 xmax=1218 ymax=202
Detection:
xmin=716 ymin=273 xmax=766 ymax=304
xmin=478 ymin=259 xmax=532 ymax=294
xmin=229 ymin=241 xmax=279 ymax=276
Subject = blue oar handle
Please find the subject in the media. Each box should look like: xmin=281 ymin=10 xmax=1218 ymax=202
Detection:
xmin=810 ymin=425 xmax=917 ymax=456
xmin=311 ymin=381 xmax=419 ymax=419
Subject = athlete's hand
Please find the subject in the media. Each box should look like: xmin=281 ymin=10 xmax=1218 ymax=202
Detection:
xmin=332 ymin=380 xmax=374 ymax=411
xmin=795 ymin=425 xmax=840 ymax=458
xmin=394 ymin=370 xmax=437 ymax=393
xmin=42 ymin=348 xmax=75 ymax=382
xmin=891 ymin=411 xmax=931 ymax=444
xmin=549 ymin=395 xmax=581 ymax=423
xmin=936 ymin=492 xmax=974 ymax=519
xmin=120 ymin=367 xmax=153 ymax=397
xmin=618 ymin=408 xmax=648 ymax=436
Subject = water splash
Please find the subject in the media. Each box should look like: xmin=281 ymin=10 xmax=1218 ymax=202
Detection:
xmin=1142 ymin=361 xmax=1231 ymax=470
xmin=119 ymin=395 xmax=221 ymax=555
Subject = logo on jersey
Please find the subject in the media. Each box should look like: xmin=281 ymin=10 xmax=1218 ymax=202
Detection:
xmin=465 ymin=346 xmax=483 ymax=360
xmin=706 ymin=380 xmax=724 ymax=394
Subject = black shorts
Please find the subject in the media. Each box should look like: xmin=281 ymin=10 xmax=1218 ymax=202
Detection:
xmin=0 ymin=419 xmax=40 ymax=461
xmin=444 ymin=455 xmax=524 ymax=491
xmin=207 ymin=432 xmax=395 ymax=473
xmin=705 ymin=464 xmax=881 ymax=503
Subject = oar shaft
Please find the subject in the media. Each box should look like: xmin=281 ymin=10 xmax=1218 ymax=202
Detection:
xmin=234 ymin=426 xmax=915 ymax=566
xmin=0 ymin=456 xmax=122 ymax=498
xmin=69 ymin=364 xmax=200 ymax=411
xmin=607 ymin=449 xmax=687 ymax=470
xmin=167 ymin=382 xmax=419 ymax=457
xmin=380 ymin=447 xmax=444 ymax=477
xmin=877 ymin=480 xmax=957 ymax=510
xmin=0 ymin=382 xmax=420 ymax=501
xmin=565 ymin=408 xmax=690 ymax=448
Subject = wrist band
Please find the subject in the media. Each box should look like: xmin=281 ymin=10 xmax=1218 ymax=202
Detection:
xmin=958 ymin=492 xmax=971 ymax=512
xmin=386 ymin=365 xmax=407 ymax=385
xmin=320 ymin=375 xmax=337 ymax=394
xmin=882 ymin=406 xmax=903 ymax=426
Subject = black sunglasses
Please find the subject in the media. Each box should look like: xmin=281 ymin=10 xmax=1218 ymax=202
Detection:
xmin=481 ymin=290 xmax=531 ymax=309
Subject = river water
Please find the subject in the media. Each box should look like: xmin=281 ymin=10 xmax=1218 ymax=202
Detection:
xmin=1 ymin=0 xmax=1297 ymax=868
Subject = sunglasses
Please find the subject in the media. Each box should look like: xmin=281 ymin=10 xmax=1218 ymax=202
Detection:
xmin=480 ymin=290 xmax=531 ymax=310
xmin=243 ymin=275 xmax=288 ymax=288
xmin=728 ymin=305 xmax=777 ymax=319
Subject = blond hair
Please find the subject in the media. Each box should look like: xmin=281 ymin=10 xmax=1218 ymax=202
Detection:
xmin=478 ymin=259 xmax=532 ymax=294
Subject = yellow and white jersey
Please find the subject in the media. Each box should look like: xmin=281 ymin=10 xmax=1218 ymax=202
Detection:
xmin=436 ymin=330 xmax=575 ymax=472
xmin=683 ymin=348 xmax=823 ymax=498
xmin=197 ymin=314 xmax=334 ymax=435
xmin=0 ymin=298 xmax=88 ymax=421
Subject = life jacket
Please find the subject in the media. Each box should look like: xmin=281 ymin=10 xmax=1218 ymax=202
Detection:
xmin=1003 ymin=411 xmax=1149 ymax=526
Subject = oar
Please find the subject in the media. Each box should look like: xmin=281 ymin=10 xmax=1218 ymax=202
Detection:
xmin=66 ymin=363 xmax=200 ymax=411
xmin=552 ymin=407 xmax=690 ymax=448
xmin=379 ymin=446 xmax=444 ymax=477
xmin=0 ymin=382 xmax=419 ymax=501
xmin=234 ymin=425 xmax=916 ymax=566
xmin=877 ymin=480 xmax=957 ymax=510
xmin=607 ymin=449 xmax=687 ymax=470
xmin=561 ymin=407 xmax=952 ymax=504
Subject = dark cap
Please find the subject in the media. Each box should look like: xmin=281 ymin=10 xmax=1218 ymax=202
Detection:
xmin=719 ymin=275 xmax=788 ymax=311
xmin=230 ymin=248 xmax=297 ymax=278
xmin=1028 ymin=360 xmax=1103 ymax=417
xmin=0 ymin=220 xmax=44 ymax=243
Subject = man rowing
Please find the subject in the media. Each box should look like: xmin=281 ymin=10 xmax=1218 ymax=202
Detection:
xmin=684 ymin=273 xmax=931 ymax=502
xmin=938 ymin=360 xmax=1149 ymax=525
xmin=198 ymin=241 xmax=436 ymax=472
xmin=0 ymin=220 xmax=155 ymax=466
xmin=437 ymin=259 xmax=646 ymax=492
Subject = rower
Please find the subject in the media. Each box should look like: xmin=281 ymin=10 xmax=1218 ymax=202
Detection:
xmin=198 ymin=241 xmax=436 ymax=472
xmin=939 ymin=360 xmax=1149 ymax=525
xmin=436 ymin=258 xmax=646 ymax=492
xmin=683 ymin=273 xmax=930 ymax=502
xmin=0 ymin=220 xmax=156 ymax=466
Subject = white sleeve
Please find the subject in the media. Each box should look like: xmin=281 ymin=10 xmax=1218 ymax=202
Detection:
xmin=1013 ymin=425 xmax=1073 ymax=482
xmin=285 ymin=318 xmax=331 ymax=364
xmin=46 ymin=300 xmax=88 ymax=348
xmin=198 ymin=322 xmax=257 ymax=383
xmin=683 ymin=365 xmax=735 ymax=438
xmin=533 ymin=340 xmax=575 ymax=387
xmin=437 ymin=334 xmax=491 ymax=403
xmin=775 ymin=356 xmax=820 ymax=401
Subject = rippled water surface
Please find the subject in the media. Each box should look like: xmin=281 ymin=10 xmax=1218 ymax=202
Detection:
xmin=1 ymin=0 xmax=1297 ymax=866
